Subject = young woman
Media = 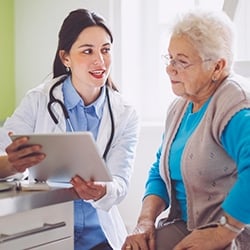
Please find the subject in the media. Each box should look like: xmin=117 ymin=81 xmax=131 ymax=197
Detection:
xmin=0 ymin=9 xmax=139 ymax=250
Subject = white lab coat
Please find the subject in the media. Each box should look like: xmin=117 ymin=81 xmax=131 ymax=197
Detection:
xmin=1 ymin=75 xmax=140 ymax=249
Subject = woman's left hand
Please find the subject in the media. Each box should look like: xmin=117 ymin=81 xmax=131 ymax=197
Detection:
xmin=70 ymin=175 xmax=106 ymax=201
xmin=173 ymin=226 xmax=237 ymax=250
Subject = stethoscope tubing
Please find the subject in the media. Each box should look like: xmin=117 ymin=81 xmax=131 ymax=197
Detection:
xmin=47 ymin=77 xmax=115 ymax=160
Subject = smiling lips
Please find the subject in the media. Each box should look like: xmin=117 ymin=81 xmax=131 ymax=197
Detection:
xmin=89 ymin=69 xmax=105 ymax=79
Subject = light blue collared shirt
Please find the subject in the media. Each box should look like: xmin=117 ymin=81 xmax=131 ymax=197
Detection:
xmin=63 ymin=76 xmax=105 ymax=139
xmin=62 ymin=76 xmax=107 ymax=249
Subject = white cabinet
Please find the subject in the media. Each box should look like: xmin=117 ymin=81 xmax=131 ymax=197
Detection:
xmin=0 ymin=201 xmax=73 ymax=250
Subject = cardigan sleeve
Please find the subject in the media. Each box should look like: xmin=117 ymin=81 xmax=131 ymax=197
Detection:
xmin=143 ymin=144 xmax=170 ymax=207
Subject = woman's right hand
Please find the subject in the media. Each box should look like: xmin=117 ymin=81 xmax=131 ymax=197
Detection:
xmin=121 ymin=220 xmax=156 ymax=250
xmin=6 ymin=136 xmax=45 ymax=173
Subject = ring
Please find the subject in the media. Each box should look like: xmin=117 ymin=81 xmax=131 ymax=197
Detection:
xmin=125 ymin=245 xmax=132 ymax=249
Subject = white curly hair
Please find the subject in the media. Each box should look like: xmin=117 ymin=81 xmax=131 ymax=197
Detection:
xmin=169 ymin=9 xmax=236 ymax=72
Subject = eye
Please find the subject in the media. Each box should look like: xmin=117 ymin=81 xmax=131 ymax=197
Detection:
xmin=101 ymin=47 xmax=111 ymax=54
xmin=176 ymin=59 xmax=190 ymax=67
xmin=82 ymin=49 xmax=93 ymax=55
xmin=177 ymin=58 xmax=189 ymax=64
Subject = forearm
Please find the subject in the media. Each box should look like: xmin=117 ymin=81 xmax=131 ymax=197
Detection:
xmin=137 ymin=195 xmax=166 ymax=225
xmin=121 ymin=195 xmax=166 ymax=250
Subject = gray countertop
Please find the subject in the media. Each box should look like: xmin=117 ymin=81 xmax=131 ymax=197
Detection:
xmin=0 ymin=182 xmax=79 ymax=217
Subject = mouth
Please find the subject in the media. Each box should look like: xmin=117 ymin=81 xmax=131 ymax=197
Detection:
xmin=89 ymin=69 xmax=106 ymax=79
xmin=170 ymin=79 xmax=181 ymax=84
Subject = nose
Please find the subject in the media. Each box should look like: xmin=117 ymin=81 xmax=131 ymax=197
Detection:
xmin=166 ymin=64 xmax=177 ymax=76
xmin=93 ymin=53 xmax=104 ymax=65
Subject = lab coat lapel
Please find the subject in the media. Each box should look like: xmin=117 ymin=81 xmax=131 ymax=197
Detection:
xmin=96 ymin=103 xmax=112 ymax=157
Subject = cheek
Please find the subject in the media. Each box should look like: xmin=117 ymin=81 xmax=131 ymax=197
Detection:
xmin=71 ymin=61 xmax=89 ymax=73
xmin=181 ymin=73 xmax=201 ymax=92
xmin=104 ymin=56 xmax=112 ymax=68
xmin=69 ymin=54 xmax=88 ymax=67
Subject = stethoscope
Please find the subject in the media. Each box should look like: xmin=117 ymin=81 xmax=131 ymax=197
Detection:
xmin=47 ymin=76 xmax=115 ymax=160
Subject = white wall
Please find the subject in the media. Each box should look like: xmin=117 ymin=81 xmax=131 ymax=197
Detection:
xmin=233 ymin=0 xmax=250 ymax=60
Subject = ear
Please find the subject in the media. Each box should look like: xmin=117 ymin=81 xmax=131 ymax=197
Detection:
xmin=212 ymin=58 xmax=226 ymax=80
xmin=59 ymin=50 xmax=70 ymax=67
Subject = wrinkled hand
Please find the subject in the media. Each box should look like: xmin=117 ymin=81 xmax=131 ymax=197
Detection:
xmin=121 ymin=221 xmax=156 ymax=250
xmin=70 ymin=175 xmax=106 ymax=201
xmin=174 ymin=226 xmax=234 ymax=250
xmin=6 ymin=135 xmax=45 ymax=173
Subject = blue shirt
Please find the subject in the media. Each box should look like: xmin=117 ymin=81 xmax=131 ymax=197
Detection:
xmin=169 ymin=99 xmax=211 ymax=221
xmin=144 ymin=101 xmax=250 ymax=224
xmin=62 ymin=77 xmax=107 ymax=249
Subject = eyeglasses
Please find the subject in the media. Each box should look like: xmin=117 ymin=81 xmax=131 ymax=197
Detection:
xmin=161 ymin=54 xmax=211 ymax=71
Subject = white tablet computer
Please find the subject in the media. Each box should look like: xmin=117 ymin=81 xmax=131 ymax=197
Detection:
xmin=10 ymin=132 xmax=112 ymax=182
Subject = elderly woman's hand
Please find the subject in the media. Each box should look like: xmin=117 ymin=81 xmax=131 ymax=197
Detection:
xmin=173 ymin=226 xmax=239 ymax=250
xmin=121 ymin=220 xmax=156 ymax=250
xmin=6 ymin=136 xmax=45 ymax=173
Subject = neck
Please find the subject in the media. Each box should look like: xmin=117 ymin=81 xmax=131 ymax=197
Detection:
xmin=192 ymin=73 xmax=229 ymax=112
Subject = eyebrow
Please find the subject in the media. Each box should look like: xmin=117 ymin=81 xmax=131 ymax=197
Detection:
xmin=78 ymin=42 xmax=111 ymax=49
xmin=176 ymin=53 xmax=189 ymax=59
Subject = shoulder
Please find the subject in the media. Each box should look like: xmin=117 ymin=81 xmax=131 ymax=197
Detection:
xmin=214 ymin=74 xmax=250 ymax=104
xmin=207 ymin=74 xmax=250 ymax=138
xmin=26 ymin=75 xmax=66 ymax=96
xmin=108 ymin=88 xmax=137 ymax=113
xmin=108 ymin=88 xmax=132 ymax=106
xmin=107 ymin=88 xmax=140 ymax=125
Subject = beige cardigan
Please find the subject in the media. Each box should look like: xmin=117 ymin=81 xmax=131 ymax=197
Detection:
xmin=159 ymin=74 xmax=250 ymax=249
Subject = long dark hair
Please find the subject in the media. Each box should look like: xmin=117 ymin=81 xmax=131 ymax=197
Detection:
xmin=53 ymin=8 xmax=117 ymax=90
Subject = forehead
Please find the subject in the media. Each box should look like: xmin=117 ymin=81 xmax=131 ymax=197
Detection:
xmin=75 ymin=26 xmax=111 ymax=45
xmin=168 ymin=35 xmax=200 ymax=58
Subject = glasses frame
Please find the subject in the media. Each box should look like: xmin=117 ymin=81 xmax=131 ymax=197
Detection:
xmin=161 ymin=54 xmax=211 ymax=71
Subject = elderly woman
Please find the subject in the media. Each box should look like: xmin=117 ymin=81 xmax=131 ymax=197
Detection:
xmin=122 ymin=9 xmax=250 ymax=250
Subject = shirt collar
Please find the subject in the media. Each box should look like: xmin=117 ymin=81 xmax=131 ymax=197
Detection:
xmin=62 ymin=76 xmax=106 ymax=119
